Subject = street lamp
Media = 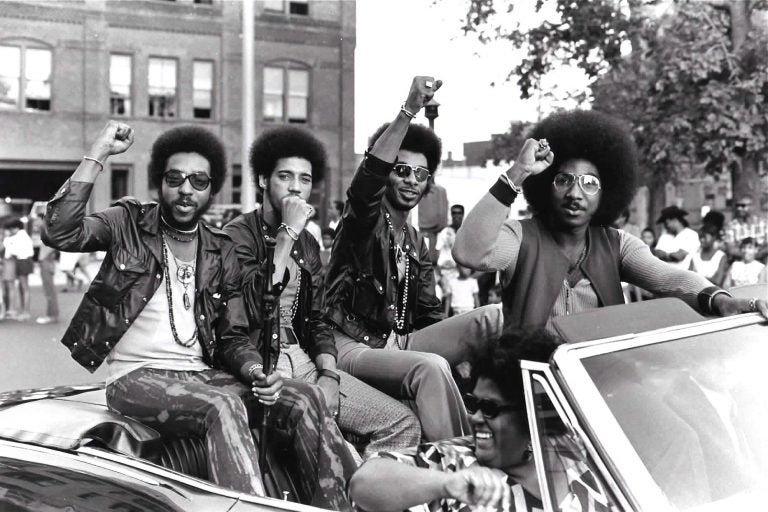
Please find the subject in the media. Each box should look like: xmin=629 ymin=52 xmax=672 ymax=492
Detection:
xmin=424 ymin=98 xmax=440 ymax=130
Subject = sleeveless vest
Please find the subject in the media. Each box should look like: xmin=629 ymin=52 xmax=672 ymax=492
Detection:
xmin=502 ymin=218 xmax=624 ymax=331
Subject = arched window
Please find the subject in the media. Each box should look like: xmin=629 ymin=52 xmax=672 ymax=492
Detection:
xmin=263 ymin=61 xmax=309 ymax=124
xmin=0 ymin=38 xmax=52 ymax=112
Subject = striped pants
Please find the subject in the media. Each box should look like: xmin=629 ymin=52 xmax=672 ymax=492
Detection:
xmin=106 ymin=367 xmax=356 ymax=510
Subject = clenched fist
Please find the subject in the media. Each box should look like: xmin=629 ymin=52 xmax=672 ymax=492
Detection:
xmin=88 ymin=120 xmax=135 ymax=161
xmin=403 ymin=76 xmax=443 ymax=116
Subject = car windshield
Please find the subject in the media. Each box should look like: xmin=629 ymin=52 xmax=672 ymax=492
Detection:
xmin=581 ymin=323 xmax=768 ymax=510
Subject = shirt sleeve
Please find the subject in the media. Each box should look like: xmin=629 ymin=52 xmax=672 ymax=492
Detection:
xmin=619 ymin=230 xmax=711 ymax=310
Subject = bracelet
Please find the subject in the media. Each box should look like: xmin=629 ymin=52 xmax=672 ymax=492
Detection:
xmin=317 ymin=369 xmax=341 ymax=384
xmin=247 ymin=363 xmax=263 ymax=379
xmin=278 ymin=223 xmax=300 ymax=241
xmin=83 ymin=156 xmax=104 ymax=172
xmin=697 ymin=286 xmax=732 ymax=315
xmin=400 ymin=104 xmax=417 ymax=119
xmin=499 ymin=173 xmax=524 ymax=195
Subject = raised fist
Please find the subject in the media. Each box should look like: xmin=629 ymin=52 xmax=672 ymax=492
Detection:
xmin=88 ymin=120 xmax=135 ymax=160
xmin=508 ymin=138 xmax=554 ymax=180
xmin=403 ymin=76 xmax=443 ymax=115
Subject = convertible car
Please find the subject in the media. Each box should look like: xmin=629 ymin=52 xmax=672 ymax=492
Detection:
xmin=524 ymin=284 xmax=768 ymax=511
xmin=1 ymin=286 xmax=766 ymax=511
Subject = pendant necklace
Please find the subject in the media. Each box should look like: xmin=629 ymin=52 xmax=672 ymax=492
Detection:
xmin=161 ymin=233 xmax=198 ymax=347
xmin=384 ymin=212 xmax=409 ymax=334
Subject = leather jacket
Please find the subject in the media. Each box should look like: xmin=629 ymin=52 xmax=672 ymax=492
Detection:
xmin=41 ymin=180 xmax=260 ymax=377
xmin=324 ymin=153 xmax=443 ymax=348
xmin=223 ymin=209 xmax=336 ymax=364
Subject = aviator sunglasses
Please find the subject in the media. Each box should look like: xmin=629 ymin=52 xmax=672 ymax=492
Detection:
xmin=464 ymin=393 xmax=519 ymax=419
xmin=393 ymin=163 xmax=431 ymax=183
xmin=552 ymin=173 xmax=601 ymax=196
xmin=164 ymin=170 xmax=212 ymax=191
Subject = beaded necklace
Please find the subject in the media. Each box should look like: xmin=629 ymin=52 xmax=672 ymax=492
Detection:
xmin=161 ymin=233 xmax=198 ymax=347
xmin=384 ymin=212 xmax=409 ymax=332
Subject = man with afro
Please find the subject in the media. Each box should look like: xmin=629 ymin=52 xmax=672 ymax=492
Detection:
xmin=224 ymin=126 xmax=421 ymax=459
xmin=454 ymin=109 xmax=768 ymax=332
xmin=323 ymin=77 xmax=503 ymax=442
xmin=42 ymin=121 xmax=357 ymax=508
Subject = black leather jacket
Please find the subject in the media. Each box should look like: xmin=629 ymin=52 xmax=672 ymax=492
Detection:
xmin=41 ymin=180 xmax=260 ymax=377
xmin=223 ymin=209 xmax=336 ymax=364
xmin=324 ymin=153 xmax=443 ymax=348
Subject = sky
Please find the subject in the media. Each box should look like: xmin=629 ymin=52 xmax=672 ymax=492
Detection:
xmin=353 ymin=0 xmax=591 ymax=159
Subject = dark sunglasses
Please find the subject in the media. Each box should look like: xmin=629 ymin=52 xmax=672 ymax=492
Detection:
xmin=393 ymin=163 xmax=431 ymax=183
xmin=736 ymin=203 xmax=750 ymax=208
xmin=464 ymin=393 xmax=519 ymax=419
xmin=552 ymin=173 xmax=601 ymax=196
xmin=164 ymin=170 xmax=211 ymax=191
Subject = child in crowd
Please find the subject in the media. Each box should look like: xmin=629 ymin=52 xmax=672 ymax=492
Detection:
xmin=641 ymin=227 xmax=657 ymax=249
xmin=2 ymin=219 xmax=33 ymax=321
xmin=444 ymin=264 xmax=479 ymax=317
xmin=319 ymin=227 xmax=334 ymax=271
xmin=487 ymin=283 xmax=502 ymax=305
xmin=724 ymin=237 xmax=767 ymax=288
xmin=690 ymin=224 xmax=728 ymax=287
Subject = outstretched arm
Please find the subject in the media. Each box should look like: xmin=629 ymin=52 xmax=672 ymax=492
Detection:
xmin=42 ymin=121 xmax=134 ymax=252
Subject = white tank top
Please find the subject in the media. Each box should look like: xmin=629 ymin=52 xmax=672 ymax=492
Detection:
xmin=691 ymin=249 xmax=725 ymax=280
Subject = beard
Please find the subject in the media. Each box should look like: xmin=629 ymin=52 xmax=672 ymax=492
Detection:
xmin=160 ymin=195 xmax=213 ymax=231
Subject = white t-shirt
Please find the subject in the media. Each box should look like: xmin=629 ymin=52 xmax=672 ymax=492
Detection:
xmin=3 ymin=230 xmax=34 ymax=260
xmin=691 ymin=249 xmax=726 ymax=281
xmin=728 ymin=260 xmax=765 ymax=287
xmin=655 ymin=227 xmax=700 ymax=270
xmin=106 ymin=252 xmax=207 ymax=384
xmin=448 ymin=276 xmax=478 ymax=313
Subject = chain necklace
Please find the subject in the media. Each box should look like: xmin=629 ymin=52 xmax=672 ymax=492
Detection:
xmin=567 ymin=243 xmax=588 ymax=274
xmin=161 ymin=233 xmax=198 ymax=347
xmin=385 ymin=212 xmax=409 ymax=332
xmin=280 ymin=267 xmax=302 ymax=322
xmin=161 ymin=216 xmax=198 ymax=243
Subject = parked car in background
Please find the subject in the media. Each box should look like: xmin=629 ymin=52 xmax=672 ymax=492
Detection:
xmin=523 ymin=285 xmax=768 ymax=511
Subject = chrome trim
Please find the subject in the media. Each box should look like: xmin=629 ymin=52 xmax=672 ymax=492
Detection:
xmin=522 ymin=366 xmax=555 ymax=512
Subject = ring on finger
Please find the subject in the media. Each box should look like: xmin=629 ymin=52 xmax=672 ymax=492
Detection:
xmin=748 ymin=297 xmax=758 ymax=312
xmin=425 ymin=80 xmax=433 ymax=88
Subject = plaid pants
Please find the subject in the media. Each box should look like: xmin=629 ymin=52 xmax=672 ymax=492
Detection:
xmin=107 ymin=367 xmax=356 ymax=510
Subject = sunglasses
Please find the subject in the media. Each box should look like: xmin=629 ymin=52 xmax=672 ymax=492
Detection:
xmin=464 ymin=393 xmax=519 ymax=419
xmin=164 ymin=170 xmax=212 ymax=191
xmin=736 ymin=203 xmax=750 ymax=208
xmin=552 ymin=173 xmax=601 ymax=196
xmin=393 ymin=163 xmax=431 ymax=183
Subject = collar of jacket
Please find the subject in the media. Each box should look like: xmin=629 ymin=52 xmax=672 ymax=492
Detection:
xmin=135 ymin=202 xmax=226 ymax=264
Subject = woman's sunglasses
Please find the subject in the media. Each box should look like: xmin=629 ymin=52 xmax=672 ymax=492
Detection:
xmin=393 ymin=163 xmax=431 ymax=183
xmin=164 ymin=170 xmax=212 ymax=191
xmin=552 ymin=173 xmax=601 ymax=196
xmin=464 ymin=393 xmax=519 ymax=419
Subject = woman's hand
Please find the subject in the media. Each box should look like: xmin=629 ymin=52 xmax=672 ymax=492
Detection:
xmin=250 ymin=368 xmax=284 ymax=406
xmin=506 ymin=138 xmax=554 ymax=184
xmin=87 ymin=120 xmax=134 ymax=161
xmin=713 ymin=295 xmax=768 ymax=319
xmin=443 ymin=466 xmax=511 ymax=510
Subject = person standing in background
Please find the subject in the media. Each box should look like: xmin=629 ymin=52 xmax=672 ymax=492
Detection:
xmin=724 ymin=195 xmax=767 ymax=263
xmin=690 ymin=224 xmax=728 ymax=287
xmin=2 ymin=219 xmax=33 ymax=321
xmin=35 ymin=241 xmax=60 ymax=324
xmin=654 ymin=206 xmax=700 ymax=270
xmin=417 ymin=178 xmax=448 ymax=264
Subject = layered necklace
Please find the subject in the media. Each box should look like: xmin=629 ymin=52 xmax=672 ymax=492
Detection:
xmin=161 ymin=232 xmax=198 ymax=347
xmin=161 ymin=216 xmax=198 ymax=243
xmin=384 ymin=212 xmax=409 ymax=332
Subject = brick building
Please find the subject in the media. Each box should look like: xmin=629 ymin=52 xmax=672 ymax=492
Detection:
xmin=0 ymin=0 xmax=356 ymax=218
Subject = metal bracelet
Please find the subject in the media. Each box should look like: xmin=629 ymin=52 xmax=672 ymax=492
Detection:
xmin=83 ymin=155 xmax=104 ymax=172
xmin=278 ymin=223 xmax=300 ymax=241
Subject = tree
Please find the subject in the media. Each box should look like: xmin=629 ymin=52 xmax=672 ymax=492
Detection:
xmin=462 ymin=0 xmax=768 ymax=215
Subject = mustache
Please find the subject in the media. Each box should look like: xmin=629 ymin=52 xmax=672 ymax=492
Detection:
xmin=561 ymin=200 xmax=585 ymax=211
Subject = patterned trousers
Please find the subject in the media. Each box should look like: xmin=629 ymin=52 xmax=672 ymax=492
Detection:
xmin=277 ymin=344 xmax=422 ymax=458
xmin=106 ymin=367 xmax=356 ymax=510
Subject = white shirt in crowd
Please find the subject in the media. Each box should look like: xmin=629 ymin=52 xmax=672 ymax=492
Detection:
xmin=447 ymin=276 xmax=478 ymax=314
xmin=655 ymin=227 xmax=700 ymax=270
xmin=3 ymin=229 xmax=34 ymax=260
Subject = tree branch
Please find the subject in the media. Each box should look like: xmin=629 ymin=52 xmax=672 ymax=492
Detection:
xmin=700 ymin=8 xmax=738 ymax=78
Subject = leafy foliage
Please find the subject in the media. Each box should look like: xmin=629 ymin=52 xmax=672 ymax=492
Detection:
xmin=461 ymin=0 xmax=768 ymax=197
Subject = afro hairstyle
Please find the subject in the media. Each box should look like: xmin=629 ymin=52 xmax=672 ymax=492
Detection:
xmin=148 ymin=126 xmax=227 ymax=195
xmin=523 ymin=110 xmax=639 ymax=227
xmin=368 ymin=122 xmax=442 ymax=174
xmin=470 ymin=328 xmax=561 ymax=411
xmin=249 ymin=126 xmax=327 ymax=185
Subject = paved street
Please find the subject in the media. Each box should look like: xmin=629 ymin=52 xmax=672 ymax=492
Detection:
xmin=0 ymin=266 xmax=107 ymax=393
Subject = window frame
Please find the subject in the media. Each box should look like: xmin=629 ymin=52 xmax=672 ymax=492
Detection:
xmin=0 ymin=39 xmax=52 ymax=113
xmin=147 ymin=56 xmax=178 ymax=119
xmin=192 ymin=59 xmax=215 ymax=120
xmin=262 ymin=61 xmax=310 ymax=125
xmin=109 ymin=53 xmax=133 ymax=117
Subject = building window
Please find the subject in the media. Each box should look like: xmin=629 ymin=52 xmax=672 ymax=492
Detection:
xmin=263 ymin=0 xmax=308 ymax=15
xmin=263 ymin=65 xmax=308 ymax=124
xmin=0 ymin=43 xmax=51 ymax=111
xmin=111 ymin=167 xmax=130 ymax=201
xmin=148 ymin=57 xmax=177 ymax=118
xmin=110 ymin=54 xmax=132 ymax=116
xmin=193 ymin=60 xmax=213 ymax=119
